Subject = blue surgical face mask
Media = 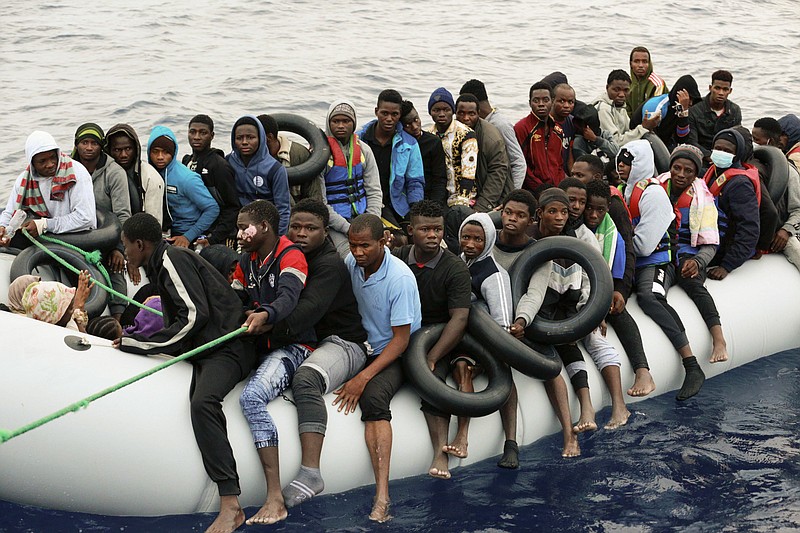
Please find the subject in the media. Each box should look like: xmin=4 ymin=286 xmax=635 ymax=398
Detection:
xmin=711 ymin=149 xmax=735 ymax=169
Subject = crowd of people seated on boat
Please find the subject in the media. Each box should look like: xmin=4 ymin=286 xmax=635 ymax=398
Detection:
xmin=2 ymin=46 xmax=800 ymax=532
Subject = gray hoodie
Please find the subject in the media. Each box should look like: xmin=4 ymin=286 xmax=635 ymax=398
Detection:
xmin=89 ymin=153 xmax=132 ymax=226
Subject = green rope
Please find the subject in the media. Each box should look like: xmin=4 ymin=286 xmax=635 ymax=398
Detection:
xmin=38 ymin=233 xmax=112 ymax=288
xmin=21 ymin=229 xmax=162 ymax=317
xmin=0 ymin=326 xmax=248 ymax=444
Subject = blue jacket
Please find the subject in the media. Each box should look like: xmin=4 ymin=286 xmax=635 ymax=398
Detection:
xmin=147 ymin=126 xmax=219 ymax=243
xmin=227 ymin=115 xmax=291 ymax=234
xmin=359 ymin=120 xmax=425 ymax=217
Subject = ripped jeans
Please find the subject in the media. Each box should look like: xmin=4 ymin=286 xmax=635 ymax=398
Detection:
xmin=240 ymin=343 xmax=311 ymax=448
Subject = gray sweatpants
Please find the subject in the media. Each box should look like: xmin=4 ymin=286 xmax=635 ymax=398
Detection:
xmin=291 ymin=335 xmax=367 ymax=435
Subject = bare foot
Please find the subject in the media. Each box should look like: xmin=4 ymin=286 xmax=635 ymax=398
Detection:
xmin=369 ymin=498 xmax=392 ymax=523
xmin=245 ymin=500 xmax=288 ymax=526
xmin=562 ymin=432 xmax=581 ymax=458
xmin=572 ymin=417 xmax=598 ymax=434
xmin=428 ymin=466 xmax=451 ymax=479
xmin=206 ymin=503 xmax=245 ymax=533
xmin=627 ymin=368 xmax=656 ymax=397
xmin=442 ymin=441 xmax=468 ymax=459
xmin=604 ymin=408 xmax=631 ymax=430
xmin=710 ymin=341 xmax=729 ymax=363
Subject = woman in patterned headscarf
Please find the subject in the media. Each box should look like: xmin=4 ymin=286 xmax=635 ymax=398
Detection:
xmin=20 ymin=270 xmax=92 ymax=332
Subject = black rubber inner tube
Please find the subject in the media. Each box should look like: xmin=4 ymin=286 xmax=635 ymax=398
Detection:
xmin=271 ymin=113 xmax=331 ymax=186
xmin=468 ymin=303 xmax=562 ymax=380
xmin=0 ymin=247 xmax=22 ymax=256
xmin=10 ymin=243 xmax=109 ymax=318
xmin=644 ymin=132 xmax=671 ymax=174
xmin=508 ymin=236 xmax=612 ymax=345
xmin=53 ymin=209 xmax=121 ymax=253
xmin=753 ymin=145 xmax=790 ymax=205
xmin=403 ymin=324 xmax=513 ymax=417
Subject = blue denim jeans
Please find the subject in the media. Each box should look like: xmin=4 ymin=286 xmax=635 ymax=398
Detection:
xmin=239 ymin=343 xmax=310 ymax=448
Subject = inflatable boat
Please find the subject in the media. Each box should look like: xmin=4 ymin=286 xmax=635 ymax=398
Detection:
xmin=0 ymin=247 xmax=799 ymax=517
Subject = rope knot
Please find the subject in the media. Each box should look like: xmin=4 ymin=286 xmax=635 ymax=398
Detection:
xmin=84 ymin=250 xmax=103 ymax=267
xmin=0 ymin=429 xmax=12 ymax=443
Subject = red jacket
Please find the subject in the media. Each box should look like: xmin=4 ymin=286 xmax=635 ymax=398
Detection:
xmin=514 ymin=113 xmax=568 ymax=190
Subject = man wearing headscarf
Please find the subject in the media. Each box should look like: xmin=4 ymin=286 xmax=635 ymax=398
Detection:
xmin=0 ymin=131 xmax=97 ymax=248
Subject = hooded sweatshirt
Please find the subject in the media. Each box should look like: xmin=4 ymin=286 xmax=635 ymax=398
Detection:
xmin=181 ymin=146 xmax=240 ymax=246
xmin=621 ymin=139 xmax=675 ymax=263
xmin=702 ymin=128 xmax=760 ymax=272
xmin=321 ymin=100 xmax=382 ymax=235
xmin=0 ymin=131 xmax=96 ymax=233
xmin=79 ymin=152 xmax=132 ymax=226
xmin=592 ymin=91 xmax=649 ymax=148
xmin=459 ymin=213 xmax=513 ymax=328
xmin=630 ymin=75 xmax=702 ymax=151
xmin=105 ymin=124 xmax=164 ymax=224
xmin=147 ymin=126 xmax=219 ymax=243
xmin=227 ymin=115 xmax=291 ymax=234
xmin=779 ymin=114 xmax=800 ymax=168
xmin=626 ymin=57 xmax=669 ymax=117
xmin=572 ymin=101 xmax=619 ymax=160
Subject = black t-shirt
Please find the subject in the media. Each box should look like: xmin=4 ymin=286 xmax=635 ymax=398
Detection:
xmin=360 ymin=123 xmax=393 ymax=206
xmin=392 ymin=245 xmax=472 ymax=325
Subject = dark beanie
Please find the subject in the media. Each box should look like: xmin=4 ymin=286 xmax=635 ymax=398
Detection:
xmin=538 ymin=187 xmax=570 ymax=208
xmin=74 ymin=122 xmax=105 ymax=145
xmin=540 ymin=71 xmax=569 ymax=89
xmin=617 ymin=147 xmax=635 ymax=166
xmin=199 ymin=244 xmax=239 ymax=278
xmin=670 ymin=144 xmax=703 ymax=174
xmin=189 ymin=114 xmax=214 ymax=132
xmin=428 ymin=87 xmax=455 ymax=113
xmin=713 ymin=130 xmax=739 ymax=150
xmin=150 ymin=135 xmax=176 ymax=156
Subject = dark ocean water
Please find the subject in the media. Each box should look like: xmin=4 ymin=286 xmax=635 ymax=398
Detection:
xmin=2 ymin=348 xmax=798 ymax=532
xmin=2 ymin=1 xmax=800 ymax=531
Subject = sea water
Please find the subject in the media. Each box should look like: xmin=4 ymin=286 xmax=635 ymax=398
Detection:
xmin=1 ymin=1 xmax=799 ymax=531
xmin=2 ymin=0 xmax=800 ymax=199
xmin=2 ymin=348 xmax=798 ymax=532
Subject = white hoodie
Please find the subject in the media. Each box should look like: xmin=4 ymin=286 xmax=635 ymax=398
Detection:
xmin=459 ymin=212 xmax=513 ymax=328
xmin=620 ymin=139 xmax=674 ymax=258
xmin=0 ymin=131 xmax=96 ymax=233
